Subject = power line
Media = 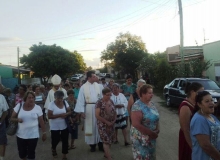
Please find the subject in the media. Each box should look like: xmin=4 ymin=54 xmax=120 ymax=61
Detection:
xmin=3 ymin=0 xmax=176 ymax=45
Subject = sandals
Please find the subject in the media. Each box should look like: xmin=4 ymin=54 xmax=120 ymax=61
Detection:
xmin=68 ymin=145 xmax=76 ymax=150
xmin=104 ymin=155 xmax=113 ymax=159
xmin=125 ymin=142 xmax=131 ymax=146
xmin=52 ymin=149 xmax=58 ymax=157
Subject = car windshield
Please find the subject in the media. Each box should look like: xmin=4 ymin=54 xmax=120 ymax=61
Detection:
xmin=72 ymin=75 xmax=78 ymax=77
xmin=190 ymin=80 xmax=220 ymax=90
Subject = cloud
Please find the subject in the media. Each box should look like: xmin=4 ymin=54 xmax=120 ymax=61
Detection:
xmin=0 ymin=37 xmax=22 ymax=42
xmin=80 ymin=38 xmax=95 ymax=41
xmin=78 ymin=49 xmax=99 ymax=52
xmin=84 ymin=58 xmax=101 ymax=68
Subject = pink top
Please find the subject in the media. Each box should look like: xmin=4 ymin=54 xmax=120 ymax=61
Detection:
xmin=15 ymin=94 xmax=23 ymax=105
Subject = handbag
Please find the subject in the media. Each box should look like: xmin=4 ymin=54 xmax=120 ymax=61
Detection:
xmin=63 ymin=101 xmax=75 ymax=133
xmin=6 ymin=102 xmax=22 ymax=136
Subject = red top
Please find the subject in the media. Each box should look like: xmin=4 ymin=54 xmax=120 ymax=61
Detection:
xmin=178 ymin=99 xmax=194 ymax=160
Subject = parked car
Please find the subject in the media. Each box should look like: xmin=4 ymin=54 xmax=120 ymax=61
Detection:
xmin=76 ymin=74 xmax=83 ymax=78
xmin=99 ymin=73 xmax=106 ymax=77
xmin=163 ymin=78 xmax=220 ymax=107
xmin=71 ymin=74 xmax=80 ymax=81
xmin=106 ymin=73 xmax=111 ymax=78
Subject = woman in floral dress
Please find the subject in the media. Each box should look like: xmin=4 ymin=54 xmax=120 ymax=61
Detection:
xmin=95 ymin=88 xmax=117 ymax=160
xmin=130 ymin=84 xmax=159 ymax=160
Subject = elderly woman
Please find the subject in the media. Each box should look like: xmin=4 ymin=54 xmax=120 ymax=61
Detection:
xmin=110 ymin=83 xmax=130 ymax=145
xmin=127 ymin=79 xmax=146 ymax=124
xmin=190 ymin=91 xmax=220 ymax=160
xmin=95 ymin=88 xmax=117 ymax=160
xmin=179 ymin=82 xmax=203 ymax=160
xmin=48 ymin=90 xmax=71 ymax=160
xmin=14 ymin=85 xmax=27 ymax=106
xmin=10 ymin=91 xmax=46 ymax=160
xmin=130 ymin=84 xmax=159 ymax=160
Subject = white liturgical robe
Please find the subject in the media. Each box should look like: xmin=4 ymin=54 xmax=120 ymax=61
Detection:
xmin=74 ymin=81 xmax=103 ymax=144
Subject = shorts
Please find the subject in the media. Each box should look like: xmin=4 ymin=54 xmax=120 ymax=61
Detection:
xmin=70 ymin=123 xmax=78 ymax=139
xmin=0 ymin=121 xmax=7 ymax=145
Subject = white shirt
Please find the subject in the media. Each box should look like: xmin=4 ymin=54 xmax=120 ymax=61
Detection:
xmin=74 ymin=82 xmax=103 ymax=113
xmin=0 ymin=94 xmax=9 ymax=117
xmin=111 ymin=93 xmax=128 ymax=115
xmin=14 ymin=103 xmax=43 ymax=139
xmin=44 ymin=88 xmax=67 ymax=110
xmin=48 ymin=101 xmax=69 ymax=130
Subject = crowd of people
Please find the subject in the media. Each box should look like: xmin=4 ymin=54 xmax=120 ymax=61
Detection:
xmin=1 ymin=70 xmax=220 ymax=160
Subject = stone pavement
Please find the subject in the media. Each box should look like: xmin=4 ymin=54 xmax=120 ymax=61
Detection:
xmin=5 ymin=95 xmax=179 ymax=160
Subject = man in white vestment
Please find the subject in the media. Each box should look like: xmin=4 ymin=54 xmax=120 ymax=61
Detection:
xmin=74 ymin=71 xmax=103 ymax=152
xmin=44 ymin=74 xmax=67 ymax=115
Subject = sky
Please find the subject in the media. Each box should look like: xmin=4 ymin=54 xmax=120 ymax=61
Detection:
xmin=0 ymin=0 xmax=219 ymax=69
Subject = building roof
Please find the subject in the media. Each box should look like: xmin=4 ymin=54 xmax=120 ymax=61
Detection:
xmin=0 ymin=65 xmax=31 ymax=72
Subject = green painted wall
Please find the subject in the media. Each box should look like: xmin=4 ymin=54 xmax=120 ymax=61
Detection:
xmin=203 ymin=41 xmax=220 ymax=83
xmin=0 ymin=66 xmax=13 ymax=78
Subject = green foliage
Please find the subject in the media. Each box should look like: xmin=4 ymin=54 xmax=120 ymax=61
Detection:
xmin=86 ymin=66 xmax=93 ymax=71
xmin=20 ymin=43 xmax=86 ymax=81
xmin=138 ymin=52 xmax=177 ymax=89
xmin=101 ymin=32 xmax=148 ymax=79
xmin=176 ymin=59 xmax=212 ymax=77
xmin=138 ymin=52 xmax=212 ymax=89
xmin=99 ymin=66 xmax=108 ymax=73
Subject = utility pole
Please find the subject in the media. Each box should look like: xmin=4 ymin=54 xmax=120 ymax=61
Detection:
xmin=178 ymin=0 xmax=184 ymax=62
xmin=203 ymin=29 xmax=209 ymax=44
xmin=17 ymin=46 xmax=20 ymax=84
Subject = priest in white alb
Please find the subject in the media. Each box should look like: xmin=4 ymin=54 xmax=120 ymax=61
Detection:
xmin=44 ymin=74 xmax=67 ymax=115
xmin=74 ymin=71 xmax=104 ymax=152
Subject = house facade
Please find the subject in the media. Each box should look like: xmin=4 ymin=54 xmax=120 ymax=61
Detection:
xmin=203 ymin=41 xmax=220 ymax=83
xmin=166 ymin=45 xmax=203 ymax=64
xmin=0 ymin=65 xmax=32 ymax=90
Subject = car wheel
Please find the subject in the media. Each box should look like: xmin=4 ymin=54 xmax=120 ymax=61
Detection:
xmin=166 ymin=96 xmax=172 ymax=107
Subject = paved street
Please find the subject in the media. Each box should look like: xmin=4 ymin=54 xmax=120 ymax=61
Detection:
xmin=5 ymin=94 xmax=179 ymax=160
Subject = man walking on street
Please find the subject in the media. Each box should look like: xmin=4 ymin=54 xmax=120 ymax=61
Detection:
xmin=0 ymin=84 xmax=9 ymax=160
xmin=74 ymin=71 xmax=104 ymax=152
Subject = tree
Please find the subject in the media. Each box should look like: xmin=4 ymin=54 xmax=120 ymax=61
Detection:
xmin=86 ymin=66 xmax=93 ymax=71
xmin=176 ymin=59 xmax=212 ymax=77
xmin=138 ymin=52 xmax=177 ymax=88
xmin=20 ymin=43 xmax=86 ymax=83
xmin=101 ymin=32 xmax=148 ymax=79
xmin=70 ymin=51 xmax=86 ymax=74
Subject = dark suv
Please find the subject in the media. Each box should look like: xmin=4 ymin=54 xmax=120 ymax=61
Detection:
xmin=163 ymin=78 xmax=220 ymax=107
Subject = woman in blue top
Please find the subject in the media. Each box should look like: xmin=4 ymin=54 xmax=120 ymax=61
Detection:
xmin=190 ymin=91 xmax=220 ymax=160
xmin=130 ymin=84 xmax=159 ymax=160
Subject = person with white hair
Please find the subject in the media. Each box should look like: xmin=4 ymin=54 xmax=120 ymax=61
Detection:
xmin=127 ymin=79 xmax=146 ymax=124
xmin=44 ymin=74 xmax=67 ymax=115
xmin=111 ymin=83 xmax=130 ymax=146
